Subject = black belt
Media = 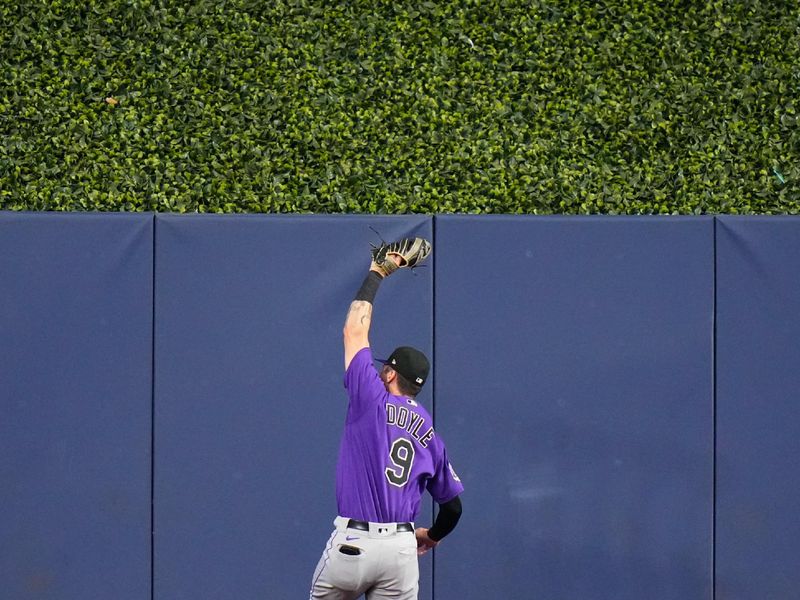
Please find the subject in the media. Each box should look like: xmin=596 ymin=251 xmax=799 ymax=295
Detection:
xmin=347 ymin=519 xmax=414 ymax=533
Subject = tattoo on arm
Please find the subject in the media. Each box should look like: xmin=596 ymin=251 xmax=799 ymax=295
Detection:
xmin=347 ymin=300 xmax=373 ymax=328
xmin=344 ymin=301 xmax=373 ymax=369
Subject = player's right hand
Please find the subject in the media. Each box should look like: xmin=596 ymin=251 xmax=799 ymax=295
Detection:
xmin=415 ymin=528 xmax=438 ymax=556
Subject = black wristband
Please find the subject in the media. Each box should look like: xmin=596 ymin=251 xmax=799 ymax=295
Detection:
xmin=354 ymin=271 xmax=383 ymax=303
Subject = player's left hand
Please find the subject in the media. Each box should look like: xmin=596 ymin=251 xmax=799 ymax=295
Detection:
xmin=415 ymin=528 xmax=439 ymax=556
xmin=371 ymin=237 xmax=432 ymax=277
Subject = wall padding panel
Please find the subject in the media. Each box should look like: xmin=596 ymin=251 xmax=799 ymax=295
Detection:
xmin=433 ymin=216 xmax=713 ymax=600
xmin=153 ymin=215 xmax=433 ymax=600
xmin=0 ymin=213 xmax=153 ymax=600
xmin=715 ymin=216 xmax=800 ymax=599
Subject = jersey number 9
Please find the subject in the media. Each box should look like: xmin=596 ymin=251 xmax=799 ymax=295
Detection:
xmin=385 ymin=438 xmax=415 ymax=487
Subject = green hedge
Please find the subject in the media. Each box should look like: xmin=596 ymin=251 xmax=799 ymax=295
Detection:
xmin=1 ymin=0 xmax=798 ymax=213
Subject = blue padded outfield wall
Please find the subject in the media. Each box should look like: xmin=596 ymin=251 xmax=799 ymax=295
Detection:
xmin=715 ymin=217 xmax=800 ymax=600
xmin=1 ymin=213 xmax=153 ymax=600
xmin=434 ymin=216 xmax=714 ymax=600
xmin=2 ymin=212 xmax=799 ymax=600
xmin=153 ymin=215 xmax=433 ymax=600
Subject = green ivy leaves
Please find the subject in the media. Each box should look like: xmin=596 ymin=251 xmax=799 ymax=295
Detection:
xmin=1 ymin=0 xmax=797 ymax=213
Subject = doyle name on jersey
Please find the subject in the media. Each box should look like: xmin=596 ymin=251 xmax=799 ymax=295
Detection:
xmin=386 ymin=401 xmax=435 ymax=448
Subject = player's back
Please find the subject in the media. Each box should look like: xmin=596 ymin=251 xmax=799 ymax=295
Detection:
xmin=336 ymin=347 xmax=445 ymax=523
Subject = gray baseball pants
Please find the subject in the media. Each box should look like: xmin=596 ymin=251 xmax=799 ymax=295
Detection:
xmin=309 ymin=516 xmax=419 ymax=600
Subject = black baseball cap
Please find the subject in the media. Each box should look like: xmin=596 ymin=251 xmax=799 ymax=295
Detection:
xmin=379 ymin=346 xmax=430 ymax=387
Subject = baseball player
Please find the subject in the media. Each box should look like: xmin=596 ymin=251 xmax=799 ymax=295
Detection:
xmin=309 ymin=237 xmax=464 ymax=600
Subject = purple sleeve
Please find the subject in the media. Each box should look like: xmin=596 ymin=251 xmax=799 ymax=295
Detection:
xmin=343 ymin=347 xmax=388 ymax=419
xmin=426 ymin=444 xmax=465 ymax=504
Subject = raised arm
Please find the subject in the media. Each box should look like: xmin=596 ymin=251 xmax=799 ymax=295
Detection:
xmin=343 ymin=277 xmax=380 ymax=370
xmin=343 ymin=237 xmax=432 ymax=370
xmin=343 ymin=256 xmax=403 ymax=369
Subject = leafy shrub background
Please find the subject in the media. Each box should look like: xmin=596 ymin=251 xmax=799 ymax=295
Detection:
xmin=1 ymin=0 xmax=797 ymax=213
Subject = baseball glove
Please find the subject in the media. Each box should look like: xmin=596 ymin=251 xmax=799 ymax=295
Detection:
xmin=371 ymin=237 xmax=432 ymax=276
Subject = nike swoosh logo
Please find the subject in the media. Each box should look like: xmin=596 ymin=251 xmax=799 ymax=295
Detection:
xmin=345 ymin=536 xmax=359 ymax=541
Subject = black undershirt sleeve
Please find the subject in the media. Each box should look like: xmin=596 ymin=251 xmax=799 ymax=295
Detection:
xmin=427 ymin=495 xmax=462 ymax=542
xmin=354 ymin=271 xmax=383 ymax=303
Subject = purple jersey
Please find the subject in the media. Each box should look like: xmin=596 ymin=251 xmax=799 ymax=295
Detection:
xmin=335 ymin=347 xmax=464 ymax=523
